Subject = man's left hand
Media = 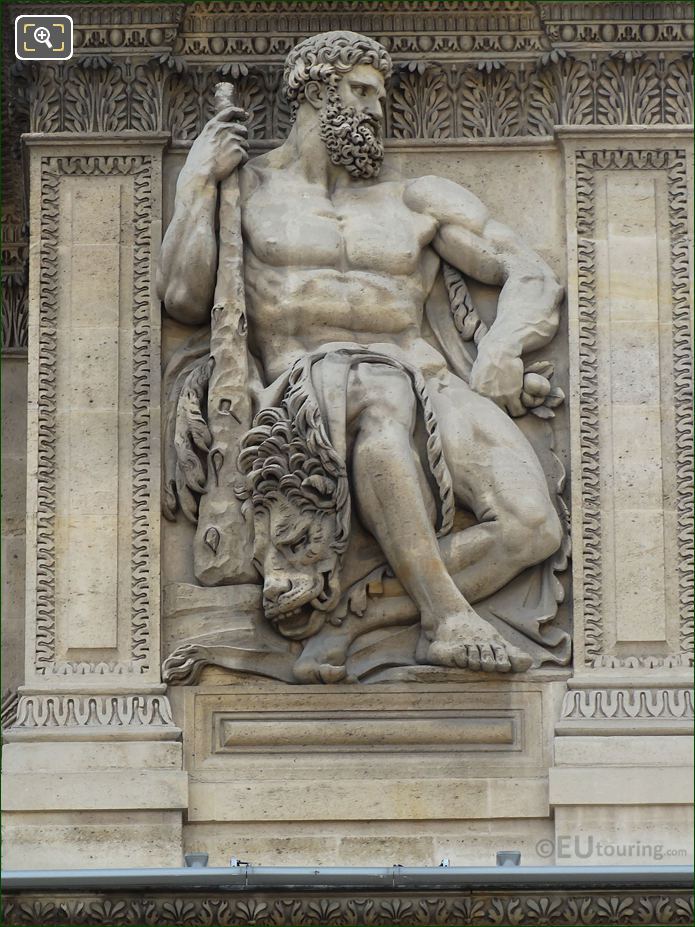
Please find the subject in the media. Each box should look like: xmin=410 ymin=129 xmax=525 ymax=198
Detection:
xmin=469 ymin=346 xmax=525 ymax=417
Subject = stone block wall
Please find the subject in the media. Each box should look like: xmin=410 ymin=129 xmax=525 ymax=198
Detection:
xmin=1 ymin=0 xmax=693 ymax=889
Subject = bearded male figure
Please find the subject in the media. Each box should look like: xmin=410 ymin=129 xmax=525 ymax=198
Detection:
xmin=158 ymin=31 xmax=568 ymax=680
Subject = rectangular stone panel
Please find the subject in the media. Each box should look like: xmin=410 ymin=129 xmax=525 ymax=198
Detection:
xmin=54 ymin=177 xmax=129 ymax=651
xmin=564 ymin=136 xmax=693 ymax=668
xmin=191 ymin=685 xmax=546 ymax=769
xmin=217 ymin=712 xmax=515 ymax=753
xmin=598 ymin=171 xmax=670 ymax=644
xmin=24 ymin=141 xmax=165 ymax=682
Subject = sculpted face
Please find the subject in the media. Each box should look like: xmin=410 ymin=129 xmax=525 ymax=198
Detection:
xmin=319 ymin=64 xmax=386 ymax=179
xmin=252 ymin=497 xmax=343 ymax=640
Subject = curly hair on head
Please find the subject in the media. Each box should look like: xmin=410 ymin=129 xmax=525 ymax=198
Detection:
xmin=283 ymin=30 xmax=392 ymax=107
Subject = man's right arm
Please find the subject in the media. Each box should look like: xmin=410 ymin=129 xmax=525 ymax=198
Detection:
xmin=156 ymin=106 xmax=249 ymax=325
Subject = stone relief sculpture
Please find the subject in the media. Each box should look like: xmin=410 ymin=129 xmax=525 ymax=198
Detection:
xmin=158 ymin=31 xmax=571 ymax=685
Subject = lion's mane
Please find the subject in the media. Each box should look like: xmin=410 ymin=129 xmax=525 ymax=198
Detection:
xmin=237 ymin=360 xmax=350 ymax=558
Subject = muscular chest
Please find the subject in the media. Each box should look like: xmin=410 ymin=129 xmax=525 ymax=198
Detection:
xmin=243 ymin=180 xmax=434 ymax=275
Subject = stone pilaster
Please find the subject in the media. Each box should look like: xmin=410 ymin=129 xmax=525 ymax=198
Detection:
xmin=1 ymin=135 xmax=187 ymax=869
xmin=549 ymin=127 xmax=694 ymax=865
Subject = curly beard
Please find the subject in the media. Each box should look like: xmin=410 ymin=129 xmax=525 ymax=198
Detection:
xmin=319 ymin=86 xmax=384 ymax=180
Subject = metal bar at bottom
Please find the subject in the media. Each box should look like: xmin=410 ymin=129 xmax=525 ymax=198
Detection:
xmin=1 ymin=865 xmax=692 ymax=893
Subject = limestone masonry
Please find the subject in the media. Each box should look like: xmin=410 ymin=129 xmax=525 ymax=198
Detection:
xmin=1 ymin=3 xmax=693 ymax=925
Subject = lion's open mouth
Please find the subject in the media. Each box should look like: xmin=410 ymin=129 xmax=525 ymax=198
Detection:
xmin=272 ymin=603 xmax=326 ymax=640
xmin=268 ymin=572 xmax=335 ymax=640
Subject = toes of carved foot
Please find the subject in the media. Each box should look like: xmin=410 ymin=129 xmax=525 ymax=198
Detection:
xmin=509 ymin=651 xmax=533 ymax=672
xmin=318 ymin=663 xmax=347 ymax=684
xmin=466 ymin=644 xmax=482 ymax=671
xmin=479 ymin=643 xmax=496 ymax=672
xmin=491 ymin=644 xmax=512 ymax=673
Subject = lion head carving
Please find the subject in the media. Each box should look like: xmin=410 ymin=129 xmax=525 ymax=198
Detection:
xmin=237 ymin=364 xmax=350 ymax=640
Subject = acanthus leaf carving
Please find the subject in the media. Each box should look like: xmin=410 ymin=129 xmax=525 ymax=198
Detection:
xmin=390 ymin=63 xmax=453 ymax=139
xmin=12 ymin=49 xmax=695 ymax=144
xmin=596 ymin=53 xmax=662 ymax=124
xmin=528 ymin=53 xmax=594 ymax=133
xmin=458 ymin=63 xmax=521 ymax=138
xmin=2 ymin=888 xmax=693 ymax=926
xmin=664 ymin=53 xmax=694 ymax=123
xmin=1 ymin=267 xmax=28 ymax=351
xmin=63 ymin=58 xmax=128 ymax=133
xmin=1 ymin=688 xmax=19 ymax=733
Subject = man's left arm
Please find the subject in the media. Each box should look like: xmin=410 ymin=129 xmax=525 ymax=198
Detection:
xmin=406 ymin=176 xmax=563 ymax=417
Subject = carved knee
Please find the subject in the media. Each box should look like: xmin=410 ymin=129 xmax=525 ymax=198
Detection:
xmin=501 ymin=499 xmax=562 ymax=568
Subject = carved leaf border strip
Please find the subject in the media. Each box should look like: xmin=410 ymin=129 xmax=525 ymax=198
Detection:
xmin=561 ymin=687 xmax=695 ymax=721
xmin=575 ymin=147 xmax=693 ymax=667
xmin=11 ymin=51 xmax=695 ymax=142
xmin=35 ymin=155 xmax=153 ymax=676
xmin=2 ymin=889 xmax=693 ymax=926
xmin=13 ymin=693 xmax=174 ymax=729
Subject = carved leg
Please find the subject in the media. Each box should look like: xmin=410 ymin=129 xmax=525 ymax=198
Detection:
xmin=429 ymin=372 xmax=563 ymax=603
xmin=347 ymin=364 xmax=531 ymax=673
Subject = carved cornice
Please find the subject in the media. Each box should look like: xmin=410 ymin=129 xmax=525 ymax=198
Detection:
xmin=574 ymin=147 xmax=694 ymax=670
xmin=8 ymin=1 xmax=694 ymax=61
xmin=2 ymin=888 xmax=693 ymax=926
xmin=538 ymin=3 xmax=695 ymax=48
xmin=7 ymin=3 xmax=186 ymax=55
xmin=178 ymin=1 xmax=549 ymax=60
xmin=33 ymin=154 xmax=155 ymax=677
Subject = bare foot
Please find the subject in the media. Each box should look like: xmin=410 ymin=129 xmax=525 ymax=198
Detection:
xmin=417 ymin=612 xmax=532 ymax=673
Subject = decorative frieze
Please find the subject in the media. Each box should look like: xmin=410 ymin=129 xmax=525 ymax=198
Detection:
xmin=9 ymin=3 xmax=186 ymax=56
xmin=177 ymin=1 xmax=550 ymax=60
xmin=12 ymin=1 xmax=692 ymax=62
xmin=11 ymin=692 xmax=175 ymax=731
xmin=560 ymin=687 xmax=694 ymax=723
xmin=2 ymin=889 xmax=693 ymax=926
xmin=539 ymin=2 xmax=695 ymax=47
xmin=9 ymin=51 xmax=693 ymax=143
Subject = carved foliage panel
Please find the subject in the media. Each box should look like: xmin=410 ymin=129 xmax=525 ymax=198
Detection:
xmin=10 ymin=51 xmax=694 ymax=142
xmin=30 ymin=153 xmax=159 ymax=679
xmin=1 ymin=218 xmax=28 ymax=351
xmin=573 ymin=147 xmax=693 ymax=667
xmin=2 ymin=889 xmax=693 ymax=927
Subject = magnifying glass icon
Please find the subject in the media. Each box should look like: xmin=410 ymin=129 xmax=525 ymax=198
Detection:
xmin=34 ymin=26 xmax=53 ymax=49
